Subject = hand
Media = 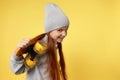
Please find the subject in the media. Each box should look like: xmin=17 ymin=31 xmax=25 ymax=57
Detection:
xmin=14 ymin=38 xmax=30 ymax=56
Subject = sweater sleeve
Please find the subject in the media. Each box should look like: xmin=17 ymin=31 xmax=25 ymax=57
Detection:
xmin=10 ymin=54 xmax=28 ymax=75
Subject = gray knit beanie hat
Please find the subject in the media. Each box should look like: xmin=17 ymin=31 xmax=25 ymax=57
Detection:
xmin=44 ymin=3 xmax=69 ymax=33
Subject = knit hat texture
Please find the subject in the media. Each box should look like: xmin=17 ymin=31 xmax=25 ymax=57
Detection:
xmin=44 ymin=3 xmax=69 ymax=33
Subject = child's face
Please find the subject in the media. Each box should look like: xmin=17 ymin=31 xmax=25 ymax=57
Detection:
xmin=49 ymin=26 xmax=68 ymax=43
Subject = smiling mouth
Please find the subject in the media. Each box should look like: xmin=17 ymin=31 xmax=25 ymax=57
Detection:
xmin=59 ymin=37 xmax=63 ymax=40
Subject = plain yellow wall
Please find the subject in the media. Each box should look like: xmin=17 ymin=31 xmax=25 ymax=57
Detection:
xmin=1 ymin=0 xmax=120 ymax=80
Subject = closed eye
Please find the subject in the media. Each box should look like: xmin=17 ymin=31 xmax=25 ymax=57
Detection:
xmin=58 ymin=29 xmax=63 ymax=32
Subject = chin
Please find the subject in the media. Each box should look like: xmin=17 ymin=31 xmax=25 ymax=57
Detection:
xmin=57 ymin=40 xmax=63 ymax=43
xmin=57 ymin=41 xmax=62 ymax=43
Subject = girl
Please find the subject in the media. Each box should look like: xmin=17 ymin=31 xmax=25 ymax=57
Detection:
xmin=10 ymin=3 xmax=69 ymax=80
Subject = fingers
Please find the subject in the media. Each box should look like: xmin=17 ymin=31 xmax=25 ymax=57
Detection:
xmin=14 ymin=38 xmax=31 ymax=56
xmin=14 ymin=38 xmax=30 ymax=52
xmin=17 ymin=38 xmax=30 ymax=48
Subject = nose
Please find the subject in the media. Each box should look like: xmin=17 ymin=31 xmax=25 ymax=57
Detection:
xmin=62 ymin=31 xmax=67 ymax=37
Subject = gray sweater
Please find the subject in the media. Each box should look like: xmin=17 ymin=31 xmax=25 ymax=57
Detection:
xmin=10 ymin=52 xmax=49 ymax=80
xmin=10 ymin=36 xmax=49 ymax=80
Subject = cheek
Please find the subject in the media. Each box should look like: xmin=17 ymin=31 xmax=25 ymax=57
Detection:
xmin=50 ymin=31 xmax=60 ymax=40
xmin=54 ymin=35 xmax=59 ymax=40
xmin=50 ymin=34 xmax=58 ymax=40
xmin=52 ymin=35 xmax=56 ymax=39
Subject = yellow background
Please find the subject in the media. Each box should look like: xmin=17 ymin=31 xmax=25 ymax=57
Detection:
xmin=0 ymin=0 xmax=120 ymax=80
